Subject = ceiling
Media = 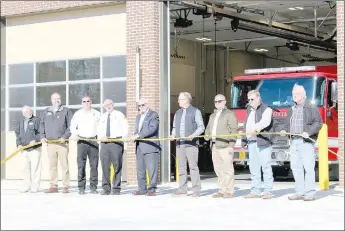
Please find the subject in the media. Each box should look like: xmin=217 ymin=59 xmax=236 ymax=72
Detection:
xmin=170 ymin=1 xmax=337 ymax=64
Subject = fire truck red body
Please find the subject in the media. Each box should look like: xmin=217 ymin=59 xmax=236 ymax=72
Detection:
xmin=230 ymin=65 xmax=339 ymax=179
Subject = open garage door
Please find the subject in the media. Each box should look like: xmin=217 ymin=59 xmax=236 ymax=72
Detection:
xmin=168 ymin=1 xmax=338 ymax=182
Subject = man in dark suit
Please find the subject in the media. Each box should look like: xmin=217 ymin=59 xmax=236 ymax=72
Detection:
xmin=131 ymin=98 xmax=161 ymax=196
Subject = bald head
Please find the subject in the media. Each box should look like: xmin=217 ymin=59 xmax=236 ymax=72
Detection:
xmin=214 ymin=94 xmax=227 ymax=110
xmin=137 ymin=98 xmax=149 ymax=114
xmin=22 ymin=105 xmax=33 ymax=119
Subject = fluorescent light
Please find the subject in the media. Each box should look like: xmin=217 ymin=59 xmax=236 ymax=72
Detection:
xmin=289 ymin=7 xmax=296 ymax=10
xmin=254 ymin=48 xmax=268 ymax=52
xmin=296 ymin=7 xmax=304 ymax=10
xmin=196 ymin=37 xmax=212 ymax=42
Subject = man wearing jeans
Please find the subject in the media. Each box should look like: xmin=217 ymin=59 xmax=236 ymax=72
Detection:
xmin=170 ymin=92 xmax=205 ymax=197
xmin=40 ymin=92 xmax=73 ymax=193
xmin=281 ymin=84 xmax=322 ymax=201
xmin=242 ymin=90 xmax=274 ymax=199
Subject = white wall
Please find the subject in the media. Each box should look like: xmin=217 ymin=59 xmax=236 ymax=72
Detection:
xmin=4 ymin=4 xmax=126 ymax=181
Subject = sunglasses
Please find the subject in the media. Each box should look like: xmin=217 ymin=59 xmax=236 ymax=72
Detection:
xmin=214 ymin=100 xmax=224 ymax=104
xmin=82 ymin=100 xmax=90 ymax=103
xmin=138 ymin=104 xmax=146 ymax=108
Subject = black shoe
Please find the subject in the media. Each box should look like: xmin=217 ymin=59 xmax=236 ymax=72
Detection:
xmin=79 ymin=190 xmax=86 ymax=195
xmin=101 ymin=190 xmax=110 ymax=195
xmin=90 ymin=189 xmax=98 ymax=194
xmin=111 ymin=191 xmax=120 ymax=195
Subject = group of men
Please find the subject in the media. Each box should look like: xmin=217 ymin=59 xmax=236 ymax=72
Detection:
xmin=15 ymin=83 xmax=322 ymax=201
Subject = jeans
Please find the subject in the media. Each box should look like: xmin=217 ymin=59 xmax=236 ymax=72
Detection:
xmin=248 ymin=141 xmax=273 ymax=195
xmin=290 ymin=138 xmax=316 ymax=196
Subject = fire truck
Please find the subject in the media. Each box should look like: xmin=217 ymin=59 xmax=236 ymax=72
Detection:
xmin=231 ymin=65 xmax=339 ymax=180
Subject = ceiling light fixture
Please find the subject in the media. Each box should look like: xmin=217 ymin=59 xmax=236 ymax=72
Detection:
xmin=254 ymin=48 xmax=268 ymax=52
xmin=288 ymin=7 xmax=296 ymax=10
xmin=295 ymin=7 xmax=304 ymax=10
xmin=196 ymin=37 xmax=212 ymax=42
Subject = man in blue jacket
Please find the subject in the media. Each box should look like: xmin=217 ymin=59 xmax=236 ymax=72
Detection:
xmin=131 ymin=98 xmax=161 ymax=196
xmin=15 ymin=106 xmax=42 ymax=193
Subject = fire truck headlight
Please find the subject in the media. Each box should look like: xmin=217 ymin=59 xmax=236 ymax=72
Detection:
xmin=275 ymin=150 xmax=289 ymax=161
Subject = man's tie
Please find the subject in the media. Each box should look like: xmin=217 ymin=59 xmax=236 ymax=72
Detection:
xmin=106 ymin=113 xmax=111 ymax=137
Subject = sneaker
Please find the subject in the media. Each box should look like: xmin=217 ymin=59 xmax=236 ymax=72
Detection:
xmin=303 ymin=195 xmax=316 ymax=201
xmin=19 ymin=189 xmax=30 ymax=193
xmin=45 ymin=187 xmax=58 ymax=193
xmin=288 ymin=194 xmax=304 ymax=200
xmin=171 ymin=191 xmax=187 ymax=197
xmin=243 ymin=193 xmax=262 ymax=199
xmin=262 ymin=194 xmax=273 ymax=199
xmin=212 ymin=193 xmax=224 ymax=198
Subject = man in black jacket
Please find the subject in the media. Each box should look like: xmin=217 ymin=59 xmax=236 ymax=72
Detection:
xmin=15 ymin=106 xmax=42 ymax=193
xmin=281 ymin=84 xmax=322 ymax=201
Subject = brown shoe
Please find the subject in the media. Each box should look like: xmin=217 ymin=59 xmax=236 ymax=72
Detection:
xmin=171 ymin=191 xmax=187 ymax=197
xmin=262 ymin=194 xmax=273 ymax=199
xmin=223 ymin=193 xmax=233 ymax=198
xmin=133 ymin=191 xmax=147 ymax=196
xmin=243 ymin=193 xmax=262 ymax=199
xmin=212 ymin=193 xmax=224 ymax=198
xmin=62 ymin=187 xmax=69 ymax=193
xmin=146 ymin=191 xmax=156 ymax=196
xmin=45 ymin=187 xmax=58 ymax=193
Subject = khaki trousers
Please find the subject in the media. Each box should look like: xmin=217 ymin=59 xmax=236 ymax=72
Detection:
xmin=21 ymin=148 xmax=42 ymax=191
xmin=47 ymin=143 xmax=70 ymax=188
xmin=212 ymin=145 xmax=235 ymax=194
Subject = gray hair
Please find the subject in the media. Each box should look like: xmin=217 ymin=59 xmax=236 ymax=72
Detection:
xmin=179 ymin=92 xmax=192 ymax=103
xmin=247 ymin=90 xmax=261 ymax=98
xmin=22 ymin=105 xmax=32 ymax=113
xmin=292 ymin=84 xmax=307 ymax=98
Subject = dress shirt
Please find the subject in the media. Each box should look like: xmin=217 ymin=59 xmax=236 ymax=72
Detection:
xmin=97 ymin=110 xmax=128 ymax=139
xmin=70 ymin=108 xmax=101 ymax=138
xmin=139 ymin=109 xmax=149 ymax=131
xmin=211 ymin=109 xmax=222 ymax=141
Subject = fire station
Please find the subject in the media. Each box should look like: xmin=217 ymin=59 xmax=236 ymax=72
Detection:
xmin=0 ymin=1 xmax=344 ymax=188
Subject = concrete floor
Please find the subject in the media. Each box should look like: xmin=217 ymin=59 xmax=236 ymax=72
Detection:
xmin=1 ymin=177 xmax=344 ymax=230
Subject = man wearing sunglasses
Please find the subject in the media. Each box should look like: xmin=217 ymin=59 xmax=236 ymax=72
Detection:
xmin=205 ymin=94 xmax=238 ymax=198
xmin=242 ymin=90 xmax=274 ymax=199
xmin=70 ymin=96 xmax=101 ymax=194
xmin=130 ymin=98 xmax=160 ymax=196
xmin=170 ymin=92 xmax=205 ymax=197
xmin=97 ymin=99 xmax=128 ymax=195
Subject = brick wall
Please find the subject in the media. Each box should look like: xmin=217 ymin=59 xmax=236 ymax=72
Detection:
xmin=337 ymin=2 xmax=344 ymax=188
xmin=1 ymin=1 xmax=114 ymax=16
xmin=126 ymin=1 xmax=160 ymax=184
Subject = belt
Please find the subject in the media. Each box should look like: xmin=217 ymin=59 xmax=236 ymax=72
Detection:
xmin=101 ymin=137 xmax=123 ymax=143
xmin=79 ymin=136 xmax=97 ymax=139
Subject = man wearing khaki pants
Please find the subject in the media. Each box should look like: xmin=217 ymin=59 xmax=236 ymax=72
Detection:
xmin=15 ymin=106 xmax=42 ymax=193
xmin=205 ymin=94 xmax=238 ymax=198
xmin=40 ymin=92 xmax=73 ymax=193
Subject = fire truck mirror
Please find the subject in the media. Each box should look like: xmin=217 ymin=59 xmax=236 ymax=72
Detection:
xmin=331 ymin=81 xmax=337 ymax=104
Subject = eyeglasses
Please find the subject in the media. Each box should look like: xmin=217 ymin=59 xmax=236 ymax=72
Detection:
xmin=214 ymin=100 xmax=224 ymax=104
xmin=248 ymin=98 xmax=255 ymax=101
xmin=138 ymin=104 xmax=146 ymax=108
xmin=82 ymin=100 xmax=90 ymax=103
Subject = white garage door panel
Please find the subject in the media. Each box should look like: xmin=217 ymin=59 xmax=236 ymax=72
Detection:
xmin=6 ymin=4 xmax=126 ymax=64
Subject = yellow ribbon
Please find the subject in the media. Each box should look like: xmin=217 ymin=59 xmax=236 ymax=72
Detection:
xmin=1 ymin=131 xmax=341 ymax=165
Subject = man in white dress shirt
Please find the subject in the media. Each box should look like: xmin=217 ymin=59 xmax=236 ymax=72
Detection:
xmin=70 ymin=96 xmax=101 ymax=194
xmin=97 ymin=99 xmax=128 ymax=195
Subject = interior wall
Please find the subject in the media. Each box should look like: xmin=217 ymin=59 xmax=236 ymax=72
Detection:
xmin=170 ymin=39 xmax=304 ymax=115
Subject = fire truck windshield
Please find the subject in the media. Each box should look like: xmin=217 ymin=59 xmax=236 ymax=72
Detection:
xmin=231 ymin=76 xmax=326 ymax=109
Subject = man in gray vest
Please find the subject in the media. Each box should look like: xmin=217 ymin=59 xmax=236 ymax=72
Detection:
xmin=170 ymin=92 xmax=205 ymax=197
xmin=242 ymin=90 xmax=274 ymax=199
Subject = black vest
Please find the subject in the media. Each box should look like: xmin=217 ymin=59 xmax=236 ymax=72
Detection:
xmin=243 ymin=103 xmax=273 ymax=147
